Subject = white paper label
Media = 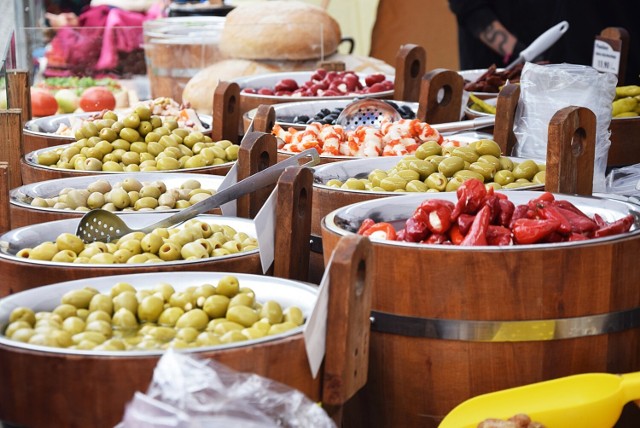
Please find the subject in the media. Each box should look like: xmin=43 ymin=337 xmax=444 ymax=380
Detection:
xmin=303 ymin=252 xmax=332 ymax=378
xmin=253 ymin=187 xmax=277 ymax=273
xmin=218 ymin=162 xmax=238 ymax=217
xmin=592 ymin=39 xmax=620 ymax=75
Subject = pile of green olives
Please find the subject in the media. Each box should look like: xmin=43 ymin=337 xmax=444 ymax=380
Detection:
xmin=36 ymin=107 xmax=239 ymax=172
xmin=324 ymin=139 xmax=546 ymax=193
xmin=15 ymin=219 xmax=258 ymax=264
xmin=29 ymin=177 xmax=216 ymax=212
xmin=3 ymin=275 xmax=305 ymax=351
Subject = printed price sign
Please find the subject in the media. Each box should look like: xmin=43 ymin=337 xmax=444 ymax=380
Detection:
xmin=592 ymin=37 xmax=621 ymax=75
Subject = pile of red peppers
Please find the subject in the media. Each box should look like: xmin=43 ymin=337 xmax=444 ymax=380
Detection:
xmin=357 ymin=178 xmax=635 ymax=246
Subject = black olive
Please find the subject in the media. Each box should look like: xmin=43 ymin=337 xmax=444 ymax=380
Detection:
xmin=320 ymin=108 xmax=331 ymax=116
xmin=294 ymin=115 xmax=309 ymax=123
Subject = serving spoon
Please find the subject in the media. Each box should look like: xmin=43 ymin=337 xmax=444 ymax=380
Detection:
xmin=439 ymin=371 xmax=640 ymax=428
xmin=75 ymin=148 xmax=320 ymax=243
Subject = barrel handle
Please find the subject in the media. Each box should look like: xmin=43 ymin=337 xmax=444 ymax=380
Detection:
xmin=236 ymin=131 xmax=278 ymax=219
xmin=394 ymin=43 xmax=426 ymax=102
xmin=546 ymin=106 xmax=596 ymax=196
xmin=322 ymin=234 xmax=373 ymax=410
xmin=417 ymin=68 xmax=464 ymax=124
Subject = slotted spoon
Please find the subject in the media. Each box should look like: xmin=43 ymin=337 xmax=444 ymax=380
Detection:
xmin=336 ymin=98 xmax=402 ymax=131
xmin=76 ymin=148 xmax=320 ymax=243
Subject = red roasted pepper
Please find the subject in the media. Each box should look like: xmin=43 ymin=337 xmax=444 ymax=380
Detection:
xmin=460 ymin=205 xmax=491 ymax=246
xmin=417 ymin=200 xmax=454 ymax=234
xmin=553 ymin=206 xmax=597 ymax=234
xmin=539 ymin=205 xmax=572 ymax=235
xmin=497 ymin=198 xmax=515 ymax=227
xmin=457 ymin=213 xmax=476 ymax=235
xmin=486 ymin=225 xmax=512 ymax=246
xmin=509 ymin=204 xmax=531 ymax=228
xmin=593 ymin=214 xmax=634 ymax=238
xmin=360 ymin=222 xmax=397 ymax=240
xmin=451 ymin=178 xmax=486 ymax=220
xmin=423 ymin=233 xmax=448 ymax=245
xmin=449 ymin=223 xmax=465 ymax=245
xmin=357 ymin=218 xmax=376 ymax=235
xmin=403 ymin=210 xmax=430 ymax=242
xmin=511 ymin=218 xmax=560 ymax=244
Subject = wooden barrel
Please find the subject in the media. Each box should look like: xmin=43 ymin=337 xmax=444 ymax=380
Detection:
xmin=0 ymin=234 xmax=374 ymax=428
xmin=321 ymin=191 xmax=640 ymax=428
xmin=143 ymin=17 xmax=227 ymax=103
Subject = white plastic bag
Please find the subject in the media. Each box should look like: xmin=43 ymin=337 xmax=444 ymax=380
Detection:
xmin=119 ymin=350 xmax=336 ymax=428
xmin=513 ymin=63 xmax=617 ymax=192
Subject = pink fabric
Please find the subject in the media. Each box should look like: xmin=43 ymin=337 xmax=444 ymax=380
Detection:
xmin=45 ymin=4 xmax=161 ymax=75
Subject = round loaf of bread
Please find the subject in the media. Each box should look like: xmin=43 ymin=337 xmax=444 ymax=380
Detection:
xmin=220 ymin=1 xmax=341 ymax=61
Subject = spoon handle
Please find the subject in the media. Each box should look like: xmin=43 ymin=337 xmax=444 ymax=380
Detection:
xmin=621 ymin=371 xmax=640 ymax=402
xmin=138 ymin=148 xmax=320 ymax=233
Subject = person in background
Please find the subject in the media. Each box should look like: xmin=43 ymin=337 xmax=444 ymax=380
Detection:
xmin=449 ymin=0 xmax=640 ymax=84
xmin=43 ymin=0 xmax=166 ymax=77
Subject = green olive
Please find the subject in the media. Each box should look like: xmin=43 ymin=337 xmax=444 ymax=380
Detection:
xmin=450 ymin=147 xmax=479 ymax=163
xmin=283 ymin=307 xmax=304 ymax=326
xmin=474 ymin=139 xmax=502 ymax=157
xmin=499 ymin=157 xmax=514 ymax=171
xmin=512 ymin=160 xmax=539 ymax=180
xmin=415 ymin=141 xmax=442 ymax=159
xmin=196 ymin=332 xmax=222 ymax=347
xmin=113 ymin=291 xmax=138 ymax=314
xmin=533 ymin=170 xmax=546 ymax=184
xmin=213 ymin=321 xmax=244 ymax=336
xmin=175 ymin=309 xmax=209 ymax=331
xmin=437 ymin=156 xmax=465 ymax=177
xmin=154 ymin=282 xmax=175 ymax=301
xmin=112 ymin=308 xmax=138 ymax=330
xmin=425 ymin=172 xmax=447 ymax=191
xmin=268 ymin=321 xmax=298 ymax=335
xmin=137 ymin=295 xmax=164 ymax=323
xmin=175 ymin=327 xmax=199 ymax=343
xmin=405 ymin=180 xmax=428 ymax=192
xmin=145 ymin=326 xmax=176 ymax=342
xmin=468 ymin=162 xmax=496 ymax=180
xmin=380 ymin=176 xmax=408 ymax=192
xmin=9 ymin=307 xmax=36 ymax=326
xmin=477 ymin=155 xmax=501 ymax=170
xmin=120 ymin=128 xmax=141 ymax=143
xmin=493 ymin=170 xmax=515 ymax=186
xmin=158 ymin=242 xmax=181 ymax=261
xmin=158 ymin=307 xmax=185 ymax=327
xmin=29 ymin=241 xmax=58 ymax=261
xmin=62 ymin=316 xmax=85 ymax=335
xmin=202 ymin=294 xmax=230 ymax=319
xmin=61 ymin=288 xmax=95 ymax=309
xmin=89 ymin=294 xmax=114 ymax=315
xmin=445 ymin=176 xmax=466 ymax=192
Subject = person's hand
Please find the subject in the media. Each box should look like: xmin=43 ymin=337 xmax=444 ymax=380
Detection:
xmin=45 ymin=12 xmax=79 ymax=28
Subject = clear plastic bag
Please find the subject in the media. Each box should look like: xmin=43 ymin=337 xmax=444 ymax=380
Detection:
xmin=605 ymin=163 xmax=640 ymax=197
xmin=118 ymin=350 xmax=337 ymax=428
xmin=513 ymin=63 xmax=618 ymax=192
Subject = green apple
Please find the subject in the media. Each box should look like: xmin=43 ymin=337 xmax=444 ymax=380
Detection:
xmin=54 ymin=89 xmax=79 ymax=113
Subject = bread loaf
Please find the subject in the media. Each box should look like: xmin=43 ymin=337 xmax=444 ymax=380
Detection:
xmin=220 ymin=1 xmax=341 ymax=61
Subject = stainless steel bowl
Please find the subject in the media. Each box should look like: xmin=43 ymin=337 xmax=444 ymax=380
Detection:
xmin=233 ymin=71 xmax=395 ymax=101
xmin=313 ymin=155 xmax=545 ymax=193
xmin=24 ymin=144 xmax=233 ymax=174
xmin=10 ymin=172 xmax=225 ymax=214
xmin=0 ymin=214 xmax=258 ymax=267
xmin=323 ymin=191 xmax=640 ymax=250
xmin=0 ymin=271 xmax=316 ymax=356
xmin=23 ymin=112 xmax=213 ymax=140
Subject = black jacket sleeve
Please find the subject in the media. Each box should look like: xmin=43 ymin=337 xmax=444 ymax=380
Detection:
xmin=448 ymin=0 xmax=498 ymax=37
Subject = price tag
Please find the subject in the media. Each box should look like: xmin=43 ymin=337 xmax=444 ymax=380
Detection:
xmin=253 ymin=187 xmax=277 ymax=273
xmin=303 ymin=252 xmax=332 ymax=378
xmin=592 ymin=37 xmax=621 ymax=75
xmin=218 ymin=162 xmax=238 ymax=217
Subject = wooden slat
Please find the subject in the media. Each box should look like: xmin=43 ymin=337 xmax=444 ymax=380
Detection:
xmin=493 ymin=83 xmax=521 ymax=155
xmin=236 ymin=132 xmax=277 ymax=218
xmin=0 ymin=162 xmax=11 ymax=234
xmin=546 ymin=106 xmax=596 ymax=196
xmin=599 ymin=27 xmax=629 ymax=85
xmin=394 ymin=44 xmax=426 ymax=102
xmin=322 ymin=234 xmax=373 ymax=410
xmin=212 ymin=81 xmax=241 ymax=144
xmin=273 ymin=166 xmax=313 ymax=281
xmin=6 ymin=70 xmax=31 ymax=123
xmin=416 ymin=68 xmax=464 ymax=124
xmin=0 ymin=109 xmax=24 ymax=189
